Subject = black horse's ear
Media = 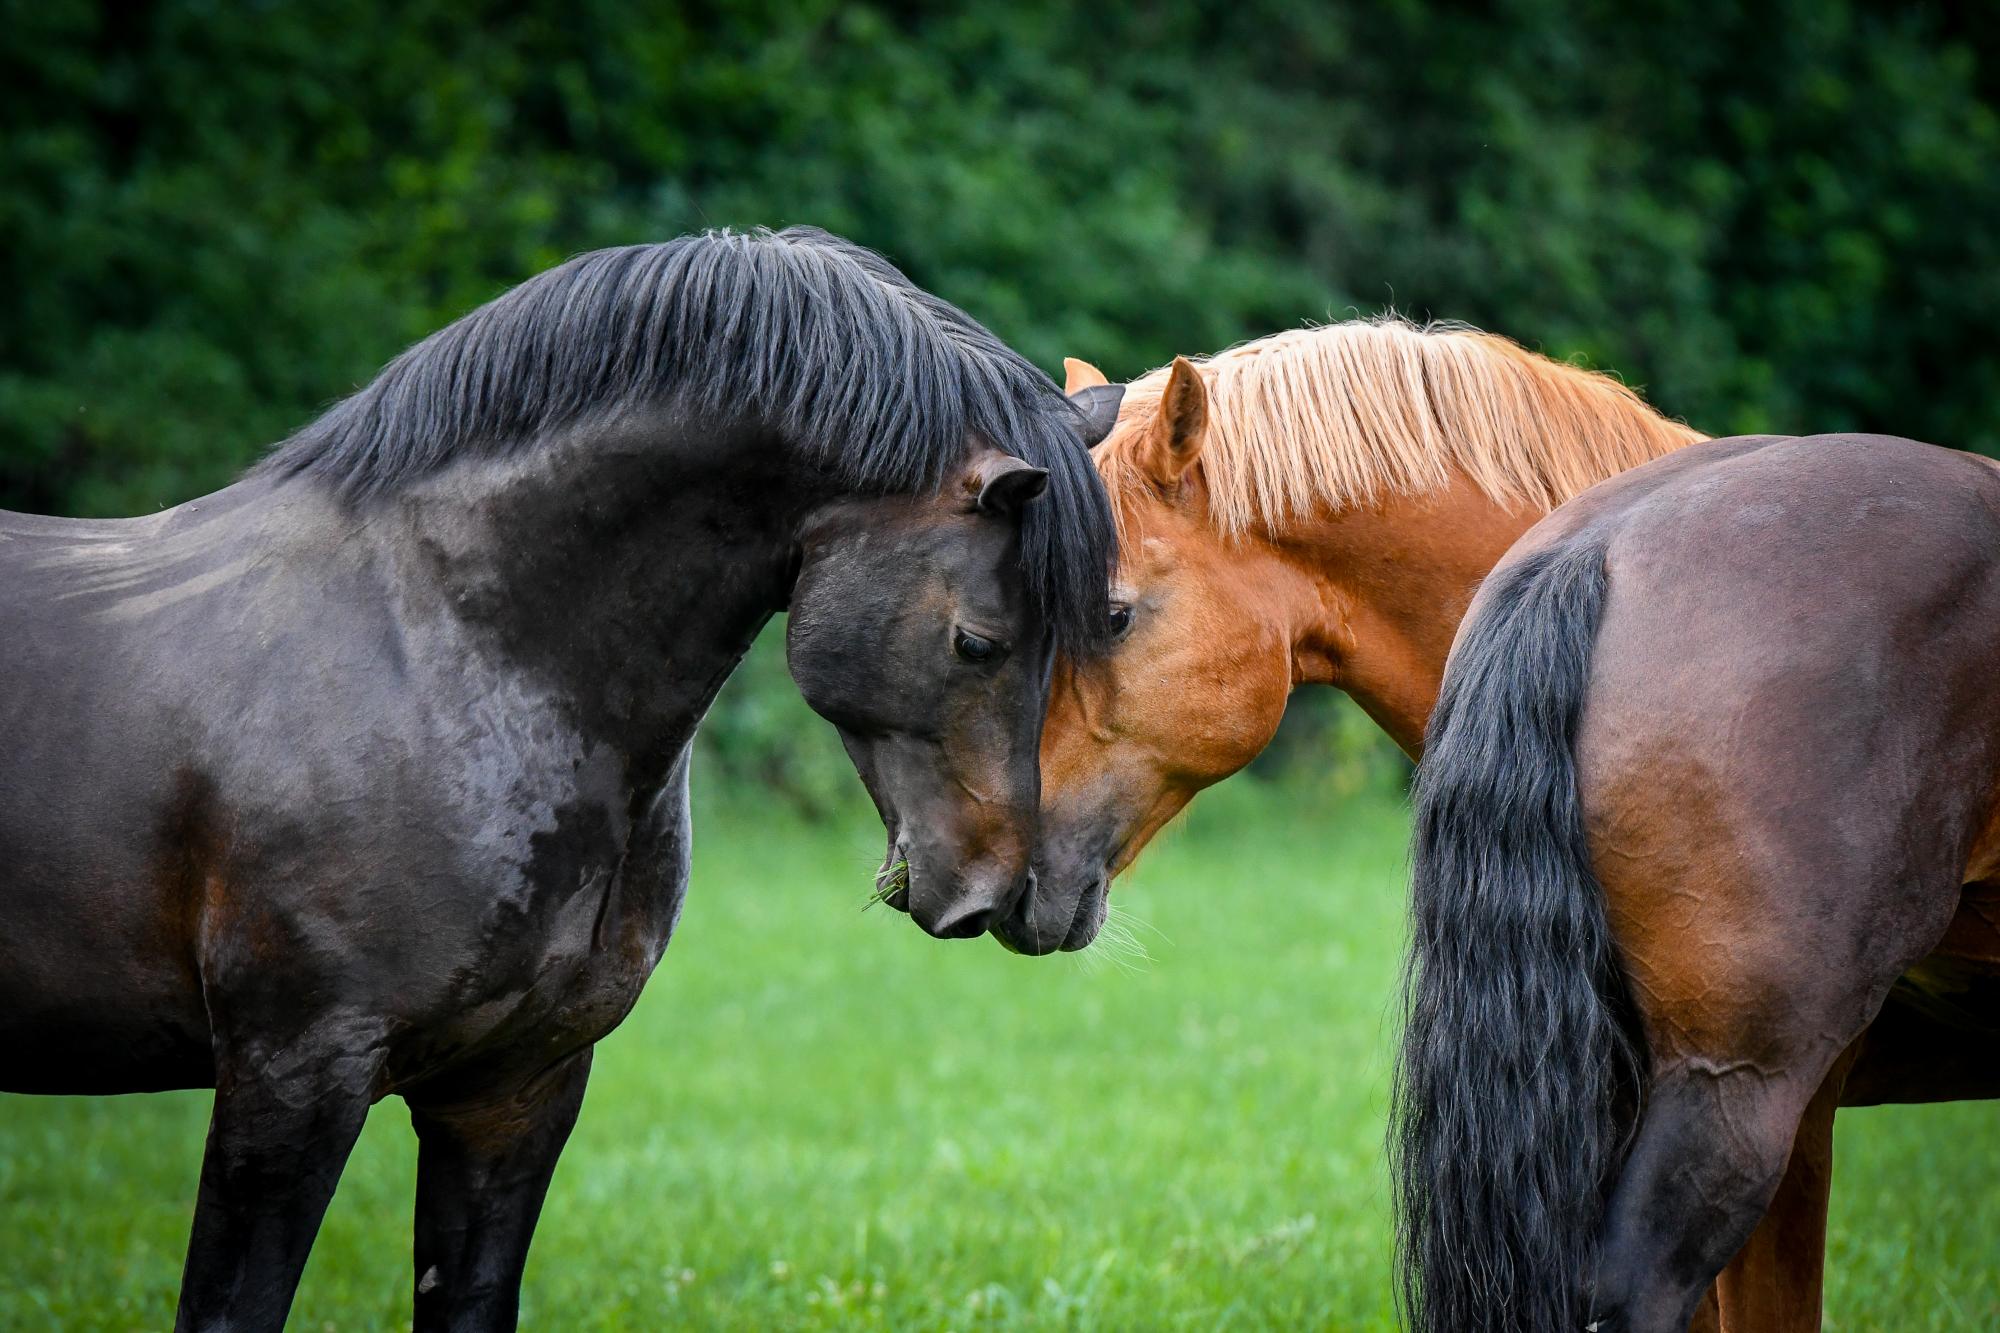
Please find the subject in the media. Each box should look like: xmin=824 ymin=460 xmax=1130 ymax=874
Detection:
xmin=971 ymin=454 xmax=1050 ymax=517
xmin=1069 ymin=384 xmax=1126 ymax=447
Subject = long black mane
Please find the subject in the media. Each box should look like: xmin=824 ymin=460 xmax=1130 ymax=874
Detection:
xmin=259 ymin=226 xmax=1114 ymax=654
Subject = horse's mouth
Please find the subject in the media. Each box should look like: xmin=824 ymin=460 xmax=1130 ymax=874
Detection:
xmin=992 ymin=868 xmax=1106 ymax=955
xmin=1058 ymin=872 xmax=1109 ymax=951
xmin=876 ymin=838 xmax=913 ymax=913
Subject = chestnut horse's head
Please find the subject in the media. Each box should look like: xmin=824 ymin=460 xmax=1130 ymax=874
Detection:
xmin=994 ymin=356 xmax=1302 ymax=954
xmin=996 ymin=325 xmax=1704 ymax=954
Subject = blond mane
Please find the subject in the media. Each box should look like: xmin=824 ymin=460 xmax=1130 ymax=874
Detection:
xmin=1099 ymin=318 xmax=1706 ymax=535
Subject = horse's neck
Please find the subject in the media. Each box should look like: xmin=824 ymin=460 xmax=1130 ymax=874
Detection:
xmin=375 ymin=418 xmax=808 ymax=784
xmin=1286 ymin=472 xmax=1544 ymax=757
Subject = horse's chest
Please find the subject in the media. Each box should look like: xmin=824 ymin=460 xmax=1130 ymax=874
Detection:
xmin=418 ymin=794 xmax=691 ymax=1078
xmin=486 ymin=847 xmax=683 ymax=1030
xmin=369 ymin=730 xmax=697 ymax=1087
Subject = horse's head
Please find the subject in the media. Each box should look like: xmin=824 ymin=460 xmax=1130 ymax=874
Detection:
xmin=993 ymin=357 xmax=1303 ymax=954
xmin=787 ymin=419 xmax=1119 ymax=941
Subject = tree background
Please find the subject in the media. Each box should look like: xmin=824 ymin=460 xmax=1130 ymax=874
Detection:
xmin=6 ymin=0 xmax=1996 ymax=805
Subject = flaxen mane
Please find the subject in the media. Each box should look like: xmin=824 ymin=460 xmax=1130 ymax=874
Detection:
xmin=1101 ymin=318 xmax=1705 ymax=535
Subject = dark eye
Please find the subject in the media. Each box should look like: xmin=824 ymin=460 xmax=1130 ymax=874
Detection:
xmin=1107 ymin=604 xmax=1134 ymax=639
xmin=954 ymin=629 xmax=1000 ymax=663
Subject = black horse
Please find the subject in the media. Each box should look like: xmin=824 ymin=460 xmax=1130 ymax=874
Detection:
xmin=0 ymin=227 xmax=1119 ymax=1331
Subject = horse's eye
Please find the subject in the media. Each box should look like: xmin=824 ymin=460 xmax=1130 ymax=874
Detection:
xmin=1107 ymin=604 xmax=1134 ymax=639
xmin=954 ymin=630 xmax=999 ymax=663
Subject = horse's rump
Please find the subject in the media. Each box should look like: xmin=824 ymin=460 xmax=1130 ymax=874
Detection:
xmin=1397 ymin=432 xmax=2000 ymax=1329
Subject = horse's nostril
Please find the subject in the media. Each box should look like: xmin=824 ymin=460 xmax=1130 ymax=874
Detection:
xmin=937 ymin=907 xmax=996 ymax=939
xmin=909 ymin=867 xmax=1031 ymax=940
xmin=919 ymin=900 xmax=999 ymax=940
xmin=1015 ymin=867 xmax=1038 ymax=915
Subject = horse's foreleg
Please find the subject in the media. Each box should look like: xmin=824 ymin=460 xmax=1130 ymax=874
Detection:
xmin=407 ymin=1049 xmax=593 ymax=1333
xmin=175 ymin=1038 xmax=382 ymax=1332
xmin=1710 ymin=1048 xmax=1854 ymax=1332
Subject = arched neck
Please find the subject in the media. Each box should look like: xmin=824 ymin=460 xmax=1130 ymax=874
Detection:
xmin=364 ymin=412 xmax=825 ymax=783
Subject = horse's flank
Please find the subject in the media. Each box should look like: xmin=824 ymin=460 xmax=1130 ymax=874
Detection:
xmin=1099 ymin=318 xmax=1707 ymax=536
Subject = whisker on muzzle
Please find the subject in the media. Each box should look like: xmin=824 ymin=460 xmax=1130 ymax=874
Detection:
xmin=1072 ymin=902 xmax=1157 ymax=974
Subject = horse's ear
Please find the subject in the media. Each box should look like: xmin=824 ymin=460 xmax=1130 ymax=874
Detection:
xmin=1064 ymin=357 xmax=1110 ymax=393
xmin=1141 ymin=356 xmax=1208 ymax=489
xmin=1069 ymin=383 xmax=1125 ymax=447
xmin=968 ymin=453 xmax=1050 ymax=518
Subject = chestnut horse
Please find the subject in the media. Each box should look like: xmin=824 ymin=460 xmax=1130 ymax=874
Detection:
xmin=1005 ymin=321 xmax=1984 ymax=1329
xmin=0 ymin=227 xmax=1117 ymax=1331
xmin=1397 ymin=434 xmax=2000 ymax=1331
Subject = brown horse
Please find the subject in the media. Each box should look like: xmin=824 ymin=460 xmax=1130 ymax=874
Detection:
xmin=1396 ymin=434 xmax=2000 ymax=1331
xmin=996 ymin=320 xmax=1990 ymax=1329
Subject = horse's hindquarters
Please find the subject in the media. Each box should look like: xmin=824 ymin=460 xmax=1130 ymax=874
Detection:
xmin=1573 ymin=435 xmax=2000 ymax=1329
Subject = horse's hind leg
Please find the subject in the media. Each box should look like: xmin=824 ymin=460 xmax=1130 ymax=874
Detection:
xmin=1705 ymin=981 xmax=2000 ymax=1331
xmin=1586 ymin=886 xmax=1930 ymax=1333
xmin=1616 ymin=1052 xmax=1851 ymax=1333
xmin=1710 ymin=1048 xmax=1855 ymax=1332
xmin=1590 ymin=1055 xmax=1832 ymax=1333
xmin=175 ymin=1034 xmax=383 ymax=1331
xmin=407 ymin=1050 xmax=593 ymax=1333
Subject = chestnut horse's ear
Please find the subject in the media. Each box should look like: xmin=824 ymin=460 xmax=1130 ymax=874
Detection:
xmin=968 ymin=453 xmax=1050 ymax=517
xmin=1141 ymin=356 xmax=1208 ymax=489
xmin=1068 ymin=383 xmax=1125 ymax=447
xmin=1063 ymin=357 xmax=1110 ymax=393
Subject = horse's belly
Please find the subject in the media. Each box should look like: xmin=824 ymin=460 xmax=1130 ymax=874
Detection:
xmin=1847 ymin=882 xmax=2000 ymax=1106
xmin=0 ymin=867 xmax=214 ymax=1094
xmin=1848 ymin=969 xmax=2000 ymax=1106
xmin=1929 ymin=880 xmax=2000 ymax=970
xmin=0 ymin=994 xmax=213 ymax=1094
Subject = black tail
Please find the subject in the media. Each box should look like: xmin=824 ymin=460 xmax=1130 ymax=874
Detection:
xmin=1392 ymin=535 xmax=1645 ymax=1333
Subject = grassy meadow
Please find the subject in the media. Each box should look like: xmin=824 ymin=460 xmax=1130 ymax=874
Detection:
xmin=2 ymin=778 xmax=1997 ymax=1330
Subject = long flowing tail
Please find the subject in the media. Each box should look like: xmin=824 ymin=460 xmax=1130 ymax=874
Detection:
xmin=1392 ymin=534 xmax=1645 ymax=1333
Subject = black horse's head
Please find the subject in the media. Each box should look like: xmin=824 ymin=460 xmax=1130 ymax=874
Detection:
xmin=262 ymin=227 xmax=1123 ymax=941
xmin=786 ymin=448 xmax=1073 ymax=939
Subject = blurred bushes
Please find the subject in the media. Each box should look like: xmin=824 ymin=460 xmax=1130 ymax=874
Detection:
xmin=699 ymin=620 xmax=871 ymax=821
xmin=6 ymin=1 xmax=1997 ymax=807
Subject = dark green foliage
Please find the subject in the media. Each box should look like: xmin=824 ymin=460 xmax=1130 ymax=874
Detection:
xmin=7 ymin=1 xmax=1996 ymax=805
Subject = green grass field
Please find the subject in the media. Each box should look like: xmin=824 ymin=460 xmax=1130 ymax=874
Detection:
xmin=3 ymin=780 xmax=1996 ymax=1330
